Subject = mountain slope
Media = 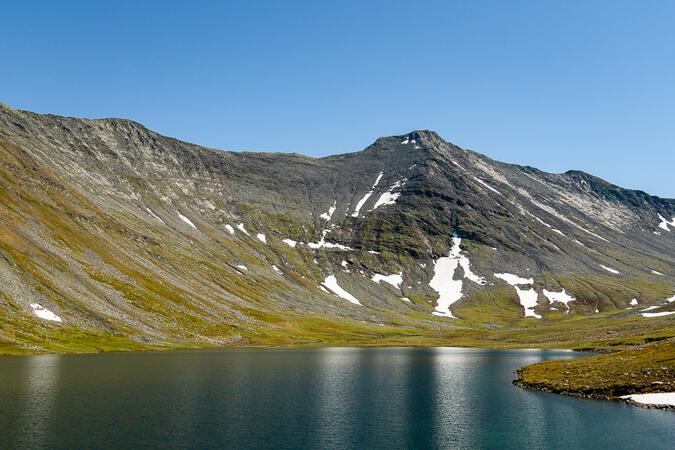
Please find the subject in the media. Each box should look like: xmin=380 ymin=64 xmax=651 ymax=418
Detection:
xmin=0 ymin=103 xmax=673 ymax=354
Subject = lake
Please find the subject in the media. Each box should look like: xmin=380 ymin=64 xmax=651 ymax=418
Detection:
xmin=0 ymin=347 xmax=672 ymax=449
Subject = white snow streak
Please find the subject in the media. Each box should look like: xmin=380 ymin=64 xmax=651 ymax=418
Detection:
xmin=322 ymin=275 xmax=362 ymax=305
xmin=642 ymin=311 xmax=675 ymax=318
xmin=575 ymin=224 xmax=609 ymax=242
xmin=450 ymin=160 xmax=466 ymax=170
xmin=237 ymin=223 xmax=249 ymax=236
xmin=320 ymin=201 xmax=337 ymax=221
xmin=494 ymin=273 xmax=533 ymax=285
xmin=639 ymin=295 xmax=675 ymax=317
xmin=256 ymin=233 xmax=267 ymax=243
xmin=473 ymin=177 xmax=501 ymax=195
xmin=146 ymin=208 xmax=165 ymax=224
xmin=307 ymin=229 xmax=353 ymax=250
xmin=351 ymin=172 xmax=384 ymax=217
xmin=372 ymin=172 xmax=384 ymax=188
xmin=178 ymin=213 xmax=197 ymax=229
xmin=599 ymin=264 xmax=619 ymax=274
xmin=225 ymin=224 xmax=235 ymax=234
xmin=351 ymin=192 xmax=373 ymax=217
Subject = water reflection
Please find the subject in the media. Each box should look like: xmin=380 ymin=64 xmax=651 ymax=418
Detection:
xmin=18 ymin=354 xmax=62 ymax=448
xmin=431 ymin=348 xmax=476 ymax=448
xmin=0 ymin=348 xmax=673 ymax=449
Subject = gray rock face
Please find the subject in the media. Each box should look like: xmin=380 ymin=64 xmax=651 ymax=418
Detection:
xmin=0 ymin=103 xmax=672 ymax=351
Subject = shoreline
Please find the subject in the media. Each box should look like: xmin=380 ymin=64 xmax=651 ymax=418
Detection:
xmin=513 ymin=379 xmax=675 ymax=411
xmin=0 ymin=341 xmax=584 ymax=358
xmin=513 ymin=338 xmax=675 ymax=411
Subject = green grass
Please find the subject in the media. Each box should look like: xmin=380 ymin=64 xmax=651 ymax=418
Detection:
xmin=515 ymin=338 xmax=675 ymax=399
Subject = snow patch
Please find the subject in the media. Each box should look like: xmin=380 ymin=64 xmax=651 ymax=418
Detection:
xmin=322 ymin=275 xmax=362 ymax=305
xmin=307 ymin=229 xmax=353 ymax=251
xmin=642 ymin=311 xmax=675 ymax=318
xmin=372 ymin=180 xmax=403 ymax=211
xmin=430 ymin=257 xmax=463 ymax=318
xmin=621 ymin=392 xmax=675 ymax=407
xmin=178 ymin=213 xmax=197 ymax=229
xmin=494 ymin=273 xmax=533 ymax=285
xmin=282 ymin=238 xmax=297 ymax=247
xmin=272 ymin=265 xmax=282 ymax=275
xmin=651 ymin=270 xmax=663 ymax=275
xmin=657 ymin=214 xmax=675 ymax=231
xmin=256 ymin=233 xmax=267 ymax=243
xmin=372 ymin=191 xmax=400 ymax=210
xmin=599 ymin=264 xmax=619 ymax=274
xmin=543 ymin=289 xmax=575 ymax=310
xmin=30 ymin=303 xmax=62 ymax=322
xmin=639 ymin=295 xmax=675 ymax=316
xmin=371 ymin=272 xmax=403 ymax=289
xmin=515 ymin=286 xmax=541 ymax=318
xmin=429 ymin=235 xmax=484 ymax=318
xmin=225 ymin=224 xmax=235 ymax=234
xmin=494 ymin=273 xmax=541 ymax=318
xmin=236 ymin=265 xmax=248 ymax=271
xmin=630 ymin=298 xmax=638 ymax=306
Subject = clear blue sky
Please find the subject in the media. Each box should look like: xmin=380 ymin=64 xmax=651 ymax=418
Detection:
xmin=2 ymin=1 xmax=673 ymax=197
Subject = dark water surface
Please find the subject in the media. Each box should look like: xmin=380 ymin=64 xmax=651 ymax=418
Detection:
xmin=0 ymin=347 xmax=672 ymax=449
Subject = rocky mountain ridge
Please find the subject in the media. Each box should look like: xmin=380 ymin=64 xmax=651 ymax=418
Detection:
xmin=0 ymin=103 xmax=672 ymax=353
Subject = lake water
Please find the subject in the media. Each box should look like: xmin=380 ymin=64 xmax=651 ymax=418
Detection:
xmin=0 ymin=347 xmax=672 ymax=449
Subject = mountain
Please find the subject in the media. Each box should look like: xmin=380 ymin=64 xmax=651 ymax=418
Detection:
xmin=0 ymin=103 xmax=673 ymax=354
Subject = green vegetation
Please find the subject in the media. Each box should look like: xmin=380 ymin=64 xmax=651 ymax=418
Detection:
xmin=515 ymin=338 xmax=675 ymax=408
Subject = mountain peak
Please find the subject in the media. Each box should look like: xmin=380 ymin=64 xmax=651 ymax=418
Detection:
xmin=0 ymin=104 xmax=673 ymax=353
